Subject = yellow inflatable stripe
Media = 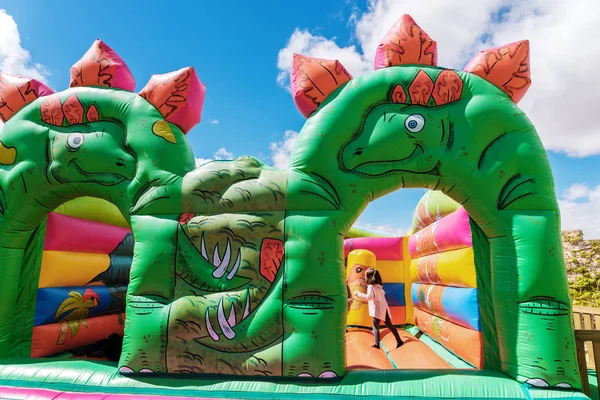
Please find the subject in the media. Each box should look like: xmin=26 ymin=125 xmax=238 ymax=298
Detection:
xmin=409 ymin=247 xmax=476 ymax=288
xmin=402 ymin=237 xmax=414 ymax=325
xmin=376 ymin=260 xmax=403 ymax=283
xmin=54 ymin=197 xmax=129 ymax=228
xmin=39 ymin=251 xmax=110 ymax=288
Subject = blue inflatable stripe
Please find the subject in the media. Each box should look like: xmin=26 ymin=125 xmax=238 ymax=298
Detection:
xmin=412 ymin=284 xmax=480 ymax=331
xmin=383 ymin=283 xmax=405 ymax=306
xmin=34 ymin=285 xmax=127 ymax=326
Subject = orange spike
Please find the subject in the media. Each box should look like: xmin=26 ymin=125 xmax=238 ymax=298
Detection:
xmin=139 ymin=67 xmax=206 ymax=134
xmin=70 ymin=39 xmax=136 ymax=91
xmin=0 ymin=74 xmax=54 ymax=122
xmin=408 ymin=70 xmax=434 ymax=105
xmin=40 ymin=94 xmax=65 ymax=126
xmin=432 ymin=70 xmax=463 ymax=105
xmin=463 ymin=40 xmax=531 ymax=103
xmin=375 ymin=15 xmax=437 ymax=69
xmin=291 ymin=54 xmax=352 ymax=118
xmin=391 ymin=84 xmax=407 ymax=103
xmin=62 ymin=94 xmax=84 ymax=125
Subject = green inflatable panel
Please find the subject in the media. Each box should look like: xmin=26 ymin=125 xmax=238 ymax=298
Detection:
xmin=0 ymin=14 xmax=581 ymax=396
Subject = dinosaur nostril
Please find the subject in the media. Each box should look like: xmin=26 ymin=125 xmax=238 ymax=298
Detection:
xmin=354 ymin=149 xmax=363 ymax=156
xmin=116 ymin=162 xmax=126 ymax=168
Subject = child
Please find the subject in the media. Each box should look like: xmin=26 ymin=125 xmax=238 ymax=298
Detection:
xmin=354 ymin=267 xmax=404 ymax=349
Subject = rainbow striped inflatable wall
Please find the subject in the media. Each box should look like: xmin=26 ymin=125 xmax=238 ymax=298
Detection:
xmin=345 ymin=190 xmax=483 ymax=368
xmin=32 ymin=197 xmax=132 ymax=359
xmin=408 ymin=206 xmax=482 ymax=368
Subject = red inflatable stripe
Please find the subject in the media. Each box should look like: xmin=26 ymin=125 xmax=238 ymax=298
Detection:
xmin=344 ymin=237 xmax=403 ymax=260
xmin=31 ymin=313 xmax=124 ymax=358
xmin=44 ymin=212 xmax=131 ymax=254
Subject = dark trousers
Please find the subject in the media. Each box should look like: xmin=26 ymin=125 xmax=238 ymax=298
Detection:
xmin=372 ymin=312 xmax=403 ymax=347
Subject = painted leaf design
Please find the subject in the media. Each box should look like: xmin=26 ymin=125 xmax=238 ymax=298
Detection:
xmin=55 ymin=292 xmax=83 ymax=319
xmin=68 ymin=320 xmax=80 ymax=338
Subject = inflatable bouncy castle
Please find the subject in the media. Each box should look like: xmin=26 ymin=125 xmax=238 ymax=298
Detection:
xmin=0 ymin=14 xmax=589 ymax=400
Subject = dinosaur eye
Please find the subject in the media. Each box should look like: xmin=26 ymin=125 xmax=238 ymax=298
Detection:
xmin=67 ymin=132 xmax=84 ymax=150
xmin=405 ymin=114 xmax=425 ymax=133
xmin=356 ymin=267 xmax=362 ymax=273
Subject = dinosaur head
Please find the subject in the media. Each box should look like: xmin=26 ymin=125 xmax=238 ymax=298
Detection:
xmin=342 ymin=103 xmax=449 ymax=176
xmin=49 ymin=122 xmax=136 ymax=186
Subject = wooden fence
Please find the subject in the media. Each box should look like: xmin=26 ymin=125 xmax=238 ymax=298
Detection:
xmin=573 ymin=305 xmax=600 ymax=397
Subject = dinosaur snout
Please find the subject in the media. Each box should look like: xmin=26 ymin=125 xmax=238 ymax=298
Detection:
xmin=342 ymin=143 xmax=363 ymax=170
xmin=112 ymin=150 xmax=136 ymax=180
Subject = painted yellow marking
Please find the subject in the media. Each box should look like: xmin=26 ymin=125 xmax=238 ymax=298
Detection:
xmin=0 ymin=141 xmax=16 ymax=165
xmin=152 ymin=120 xmax=176 ymax=144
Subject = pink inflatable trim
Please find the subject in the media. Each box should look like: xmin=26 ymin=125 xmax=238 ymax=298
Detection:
xmin=44 ymin=212 xmax=131 ymax=254
xmin=344 ymin=237 xmax=403 ymax=260
xmin=0 ymin=386 xmax=212 ymax=399
xmin=408 ymin=207 xmax=472 ymax=259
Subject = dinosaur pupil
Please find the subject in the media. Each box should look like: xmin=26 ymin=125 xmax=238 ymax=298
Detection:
xmin=409 ymin=121 xmax=417 ymax=128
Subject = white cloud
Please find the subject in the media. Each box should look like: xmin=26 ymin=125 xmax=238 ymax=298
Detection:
xmin=0 ymin=9 xmax=51 ymax=130
xmin=563 ymin=183 xmax=590 ymax=202
xmin=214 ymin=147 xmax=233 ymax=160
xmin=195 ymin=157 xmax=212 ymax=167
xmin=276 ymin=30 xmax=370 ymax=89
xmin=269 ymin=130 xmax=298 ymax=169
xmin=354 ymin=220 xmax=409 ymax=237
xmin=210 ymin=120 xmax=219 ymax=125
xmin=277 ymin=0 xmax=600 ymax=157
xmin=195 ymin=147 xmax=235 ymax=166
xmin=559 ymin=184 xmax=600 ymax=239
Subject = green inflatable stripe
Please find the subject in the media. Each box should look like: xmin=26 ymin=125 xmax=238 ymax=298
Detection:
xmin=0 ymin=359 xmax=580 ymax=400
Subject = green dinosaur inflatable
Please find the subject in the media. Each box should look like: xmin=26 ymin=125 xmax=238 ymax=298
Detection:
xmin=0 ymin=14 xmax=580 ymax=390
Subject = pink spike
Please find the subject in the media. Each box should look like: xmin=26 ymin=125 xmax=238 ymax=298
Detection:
xmin=86 ymin=105 xmax=99 ymax=122
xmin=291 ymin=54 xmax=352 ymax=118
xmin=40 ymin=94 xmax=65 ymax=126
xmin=408 ymin=70 xmax=434 ymax=105
xmin=70 ymin=39 xmax=135 ymax=91
xmin=0 ymin=74 xmax=54 ymax=122
xmin=375 ymin=15 xmax=437 ymax=69
xmin=464 ymin=40 xmax=531 ymax=103
xmin=139 ymin=67 xmax=206 ymax=134
xmin=62 ymin=94 xmax=85 ymax=125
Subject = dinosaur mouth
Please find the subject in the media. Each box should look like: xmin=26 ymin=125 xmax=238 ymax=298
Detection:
xmin=346 ymin=144 xmax=425 ymax=176
xmin=70 ymin=159 xmax=131 ymax=186
xmin=204 ymin=289 xmax=253 ymax=341
xmin=199 ymin=234 xmax=242 ymax=280
xmin=518 ymin=297 xmax=569 ymax=316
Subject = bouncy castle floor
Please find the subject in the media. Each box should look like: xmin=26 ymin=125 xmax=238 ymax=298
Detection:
xmin=0 ymin=329 xmax=591 ymax=400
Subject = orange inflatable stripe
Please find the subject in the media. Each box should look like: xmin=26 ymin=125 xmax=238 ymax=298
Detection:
xmin=39 ymin=251 xmax=110 ymax=288
xmin=345 ymin=331 xmax=393 ymax=370
xmin=381 ymin=331 xmax=451 ymax=369
xmin=380 ymin=305 xmax=405 ymax=326
xmin=31 ymin=313 xmax=124 ymax=358
xmin=413 ymin=308 xmax=482 ymax=368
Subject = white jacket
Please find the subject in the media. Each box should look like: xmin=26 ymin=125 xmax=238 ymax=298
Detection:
xmin=354 ymin=284 xmax=390 ymax=321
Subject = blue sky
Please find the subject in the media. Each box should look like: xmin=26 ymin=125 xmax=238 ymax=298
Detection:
xmin=2 ymin=0 xmax=600 ymax=237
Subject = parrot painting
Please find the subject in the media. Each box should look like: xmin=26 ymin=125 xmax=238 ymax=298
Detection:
xmin=54 ymin=288 xmax=100 ymax=345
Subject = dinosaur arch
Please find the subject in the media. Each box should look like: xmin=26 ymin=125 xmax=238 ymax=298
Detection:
xmin=0 ymin=14 xmax=582 ymax=399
